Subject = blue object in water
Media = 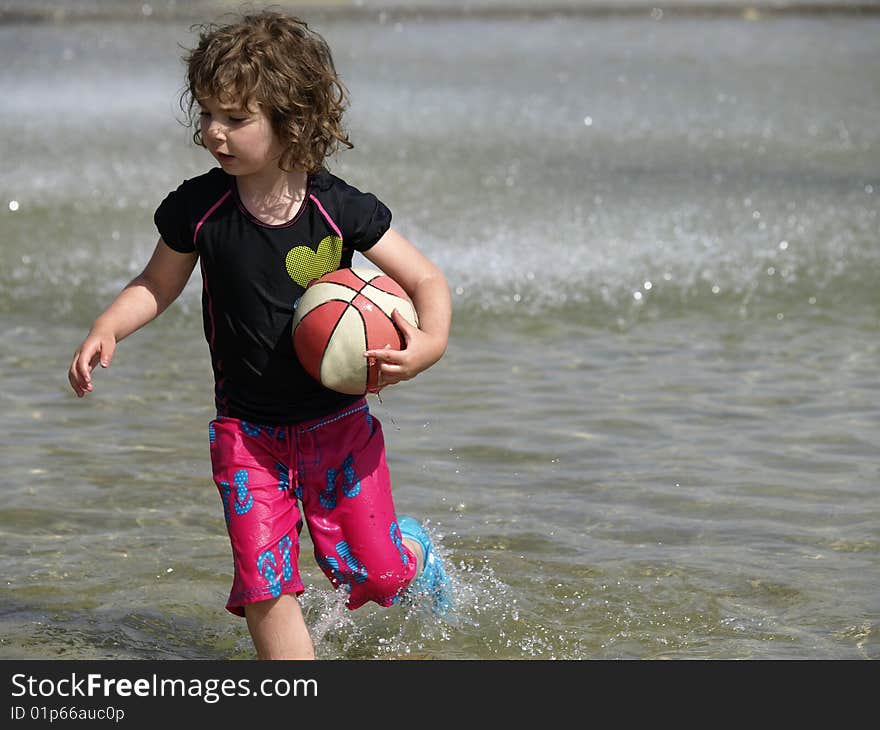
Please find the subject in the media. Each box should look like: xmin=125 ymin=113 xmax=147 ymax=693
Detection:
xmin=398 ymin=515 xmax=451 ymax=616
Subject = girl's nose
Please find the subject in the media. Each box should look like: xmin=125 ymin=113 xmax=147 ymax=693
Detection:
xmin=205 ymin=120 xmax=226 ymax=142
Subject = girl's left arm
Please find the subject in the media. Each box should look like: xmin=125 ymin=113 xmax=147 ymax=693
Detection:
xmin=363 ymin=227 xmax=451 ymax=388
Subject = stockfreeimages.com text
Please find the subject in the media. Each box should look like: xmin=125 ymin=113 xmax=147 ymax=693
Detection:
xmin=11 ymin=672 xmax=317 ymax=704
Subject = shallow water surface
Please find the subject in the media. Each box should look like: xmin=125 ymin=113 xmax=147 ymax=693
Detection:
xmin=1 ymin=8 xmax=878 ymax=659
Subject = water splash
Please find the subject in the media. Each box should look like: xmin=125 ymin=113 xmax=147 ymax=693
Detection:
xmin=297 ymin=521 xmax=588 ymax=659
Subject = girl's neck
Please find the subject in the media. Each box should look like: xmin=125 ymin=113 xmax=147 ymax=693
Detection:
xmin=235 ymin=167 xmax=309 ymax=226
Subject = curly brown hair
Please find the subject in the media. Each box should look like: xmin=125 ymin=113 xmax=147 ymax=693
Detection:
xmin=181 ymin=10 xmax=352 ymax=173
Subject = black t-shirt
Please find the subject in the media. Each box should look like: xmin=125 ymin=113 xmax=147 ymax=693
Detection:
xmin=154 ymin=167 xmax=392 ymax=424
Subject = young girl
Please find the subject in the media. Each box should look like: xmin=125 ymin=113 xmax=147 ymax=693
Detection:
xmin=67 ymin=9 xmax=452 ymax=660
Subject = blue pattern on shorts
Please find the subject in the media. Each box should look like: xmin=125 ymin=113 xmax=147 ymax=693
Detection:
xmin=337 ymin=540 xmax=368 ymax=584
xmin=317 ymin=554 xmax=346 ymax=587
xmin=257 ymin=535 xmax=295 ymax=598
xmin=276 ymin=462 xmax=289 ymax=491
xmin=320 ymin=454 xmax=361 ymax=509
xmin=241 ymin=421 xmax=262 ymax=438
xmin=220 ymin=482 xmax=232 ymax=527
xmin=232 ymin=469 xmax=253 ymax=515
xmin=241 ymin=421 xmax=285 ymax=440
xmin=390 ymin=520 xmax=409 ymax=567
xmin=219 ymin=469 xmax=253 ymax=524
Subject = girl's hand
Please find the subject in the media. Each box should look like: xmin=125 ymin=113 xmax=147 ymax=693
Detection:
xmin=68 ymin=329 xmax=117 ymax=397
xmin=364 ymin=309 xmax=445 ymax=391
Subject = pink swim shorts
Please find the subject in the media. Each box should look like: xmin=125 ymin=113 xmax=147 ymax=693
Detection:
xmin=208 ymin=400 xmax=418 ymax=616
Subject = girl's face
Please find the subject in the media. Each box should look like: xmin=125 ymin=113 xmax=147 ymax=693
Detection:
xmin=198 ymin=96 xmax=283 ymax=178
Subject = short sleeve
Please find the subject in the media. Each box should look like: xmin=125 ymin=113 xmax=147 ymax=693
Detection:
xmin=154 ymin=185 xmax=196 ymax=253
xmin=336 ymin=184 xmax=392 ymax=252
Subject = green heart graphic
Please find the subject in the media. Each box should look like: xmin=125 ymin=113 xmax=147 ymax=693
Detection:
xmin=285 ymin=235 xmax=343 ymax=288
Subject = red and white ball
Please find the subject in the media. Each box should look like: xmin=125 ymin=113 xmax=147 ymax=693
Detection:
xmin=292 ymin=267 xmax=419 ymax=395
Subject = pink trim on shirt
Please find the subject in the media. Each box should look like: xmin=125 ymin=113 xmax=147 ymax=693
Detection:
xmin=199 ymin=259 xmax=227 ymax=414
xmin=194 ymin=190 xmax=232 ymax=247
xmin=199 ymin=259 xmax=217 ymax=349
xmin=309 ymin=193 xmax=343 ymax=240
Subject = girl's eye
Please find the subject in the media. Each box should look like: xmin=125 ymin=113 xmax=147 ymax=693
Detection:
xmin=230 ymin=117 xmax=247 ymax=123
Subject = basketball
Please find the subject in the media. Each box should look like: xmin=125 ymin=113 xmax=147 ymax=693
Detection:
xmin=292 ymin=267 xmax=419 ymax=395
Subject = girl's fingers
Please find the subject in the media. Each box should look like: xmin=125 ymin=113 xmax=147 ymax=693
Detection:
xmin=364 ymin=343 xmax=396 ymax=361
xmin=391 ymin=309 xmax=416 ymax=340
xmin=69 ymin=337 xmax=111 ymax=396
xmin=99 ymin=338 xmax=116 ymax=368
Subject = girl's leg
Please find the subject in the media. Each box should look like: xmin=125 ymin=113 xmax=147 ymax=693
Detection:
xmin=245 ymin=594 xmax=314 ymax=660
xmin=402 ymin=538 xmax=424 ymax=575
xmin=209 ymin=418 xmax=309 ymax=655
xmin=299 ymin=405 xmax=419 ymax=608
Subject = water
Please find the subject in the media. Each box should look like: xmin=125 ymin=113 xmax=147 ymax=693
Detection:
xmin=1 ymin=5 xmax=878 ymax=659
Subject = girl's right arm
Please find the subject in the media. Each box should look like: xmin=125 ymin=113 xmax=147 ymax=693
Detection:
xmin=68 ymin=238 xmax=199 ymax=397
